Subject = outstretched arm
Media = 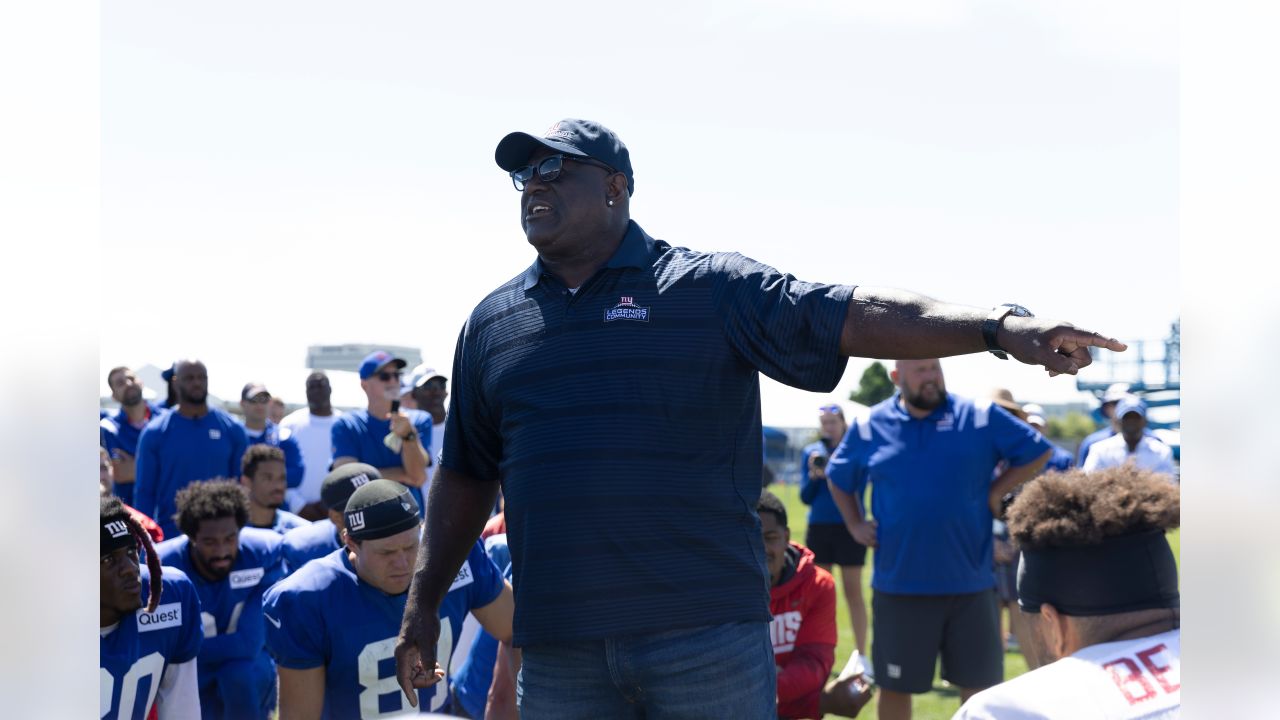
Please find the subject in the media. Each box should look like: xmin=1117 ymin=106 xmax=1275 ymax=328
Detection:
xmin=395 ymin=467 xmax=500 ymax=706
xmin=840 ymin=286 xmax=1126 ymax=375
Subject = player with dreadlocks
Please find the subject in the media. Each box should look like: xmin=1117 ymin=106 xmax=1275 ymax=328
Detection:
xmin=100 ymin=496 xmax=203 ymax=720
xmin=955 ymin=466 xmax=1180 ymax=719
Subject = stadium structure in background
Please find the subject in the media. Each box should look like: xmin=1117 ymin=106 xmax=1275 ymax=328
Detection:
xmin=305 ymin=344 xmax=423 ymax=374
xmin=1075 ymin=318 xmax=1180 ymax=459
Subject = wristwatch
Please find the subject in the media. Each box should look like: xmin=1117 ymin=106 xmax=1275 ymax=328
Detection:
xmin=982 ymin=304 xmax=1033 ymax=360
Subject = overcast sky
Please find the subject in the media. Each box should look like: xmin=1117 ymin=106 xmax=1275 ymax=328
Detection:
xmin=99 ymin=0 xmax=1177 ymax=426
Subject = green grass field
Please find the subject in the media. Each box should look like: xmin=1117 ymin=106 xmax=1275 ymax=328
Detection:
xmin=769 ymin=482 xmax=1180 ymax=720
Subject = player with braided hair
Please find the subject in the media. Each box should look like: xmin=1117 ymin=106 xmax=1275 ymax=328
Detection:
xmin=100 ymin=496 xmax=203 ymax=720
xmin=955 ymin=466 xmax=1180 ymax=719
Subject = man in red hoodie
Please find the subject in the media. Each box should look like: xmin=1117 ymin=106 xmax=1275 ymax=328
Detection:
xmin=760 ymin=491 xmax=873 ymax=719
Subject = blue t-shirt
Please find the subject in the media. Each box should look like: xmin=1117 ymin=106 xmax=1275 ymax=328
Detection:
xmin=263 ymin=541 xmax=503 ymax=718
xmin=443 ymin=220 xmax=852 ymax=646
xmin=798 ymin=439 xmax=845 ymax=525
xmin=331 ymin=409 xmax=433 ymax=516
xmin=101 ymin=402 xmax=168 ymax=506
xmin=135 ymin=407 xmax=249 ymax=538
xmin=100 ymin=565 xmax=203 ymax=720
xmin=281 ymin=518 xmax=341 ymax=576
xmin=244 ymin=420 xmax=306 ymax=491
xmin=452 ymin=534 xmax=513 ymax=720
xmin=827 ymin=393 xmax=1050 ymax=595
xmin=155 ymin=528 xmax=285 ymax=698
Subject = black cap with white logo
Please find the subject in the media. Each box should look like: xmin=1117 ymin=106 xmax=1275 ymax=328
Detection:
xmin=321 ymin=463 xmax=381 ymax=512
xmin=344 ymin=479 xmax=420 ymax=541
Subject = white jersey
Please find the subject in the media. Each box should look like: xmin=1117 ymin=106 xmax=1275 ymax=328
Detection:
xmin=955 ymin=629 xmax=1180 ymax=720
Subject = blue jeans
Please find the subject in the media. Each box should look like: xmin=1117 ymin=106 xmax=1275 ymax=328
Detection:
xmin=517 ymin=621 xmax=776 ymax=719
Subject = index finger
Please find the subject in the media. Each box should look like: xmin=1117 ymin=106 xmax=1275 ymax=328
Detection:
xmin=394 ymin=643 xmax=423 ymax=707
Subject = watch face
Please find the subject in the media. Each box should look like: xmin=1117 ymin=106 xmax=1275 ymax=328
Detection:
xmin=1004 ymin=304 xmax=1033 ymax=317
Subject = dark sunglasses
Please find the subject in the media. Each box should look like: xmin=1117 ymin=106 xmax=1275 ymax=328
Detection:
xmin=377 ymin=371 xmax=403 ymax=382
xmin=510 ymin=154 xmax=617 ymax=191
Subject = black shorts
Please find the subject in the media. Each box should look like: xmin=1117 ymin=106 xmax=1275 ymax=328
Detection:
xmin=871 ymin=588 xmax=1003 ymax=694
xmin=804 ymin=523 xmax=868 ymax=567
xmin=994 ymin=553 xmax=1019 ymax=604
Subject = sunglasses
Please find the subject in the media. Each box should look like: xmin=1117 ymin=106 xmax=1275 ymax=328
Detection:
xmin=376 ymin=371 xmax=403 ymax=382
xmin=510 ymin=154 xmax=617 ymax=191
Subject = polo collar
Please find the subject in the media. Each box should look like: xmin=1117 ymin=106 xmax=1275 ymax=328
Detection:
xmin=521 ymin=220 xmax=657 ymax=290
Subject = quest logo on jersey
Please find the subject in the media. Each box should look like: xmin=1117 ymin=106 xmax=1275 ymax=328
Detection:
xmin=448 ymin=561 xmax=474 ymax=592
xmin=137 ymin=603 xmax=182 ymax=632
xmin=229 ymin=567 xmax=265 ymax=590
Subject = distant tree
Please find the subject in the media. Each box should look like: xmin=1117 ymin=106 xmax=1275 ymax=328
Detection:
xmin=1044 ymin=411 xmax=1098 ymax=445
xmin=850 ymin=362 xmax=895 ymax=407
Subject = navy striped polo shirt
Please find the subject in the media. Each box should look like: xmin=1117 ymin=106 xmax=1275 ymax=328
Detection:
xmin=442 ymin=220 xmax=854 ymax=646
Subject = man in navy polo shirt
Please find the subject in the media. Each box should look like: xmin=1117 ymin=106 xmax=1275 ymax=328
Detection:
xmin=394 ymin=119 xmax=1126 ymax=719
xmin=825 ymin=359 xmax=1052 ymax=720
xmin=331 ymin=350 xmax=432 ymax=517
xmin=135 ymin=359 xmax=249 ymax=539
xmin=101 ymin=365 xmax=167 ymax=506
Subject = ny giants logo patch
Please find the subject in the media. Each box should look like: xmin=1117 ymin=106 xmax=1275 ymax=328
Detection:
xmin=104 ymin=520 xmax=129 ymax=538
xmin=604 ymin=296 xmax=650 ymax=323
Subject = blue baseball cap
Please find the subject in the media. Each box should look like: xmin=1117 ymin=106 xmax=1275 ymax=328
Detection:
xmin=161 ymin=363 xmax=176 ymax=382
xmin=358 ymin=351 xmax=407 ymax=380
xmin=1115 ymin=396 xmax=1147 ymax=419
xmin=495 ymin=119 xmax=635 ymax=195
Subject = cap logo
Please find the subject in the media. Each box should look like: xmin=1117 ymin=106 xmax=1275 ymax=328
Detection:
xmin=348 ymin=511 xmax=366 ymax=532
xmin=105 ymin=520 xmax=129 ymax=539
xmin=349 ymin=473 xmax=371 ymax=490
xmin=402 ymin=502 xmax=412 ymax=512
xmin=544 ymin=121 xmax=563 ymax=136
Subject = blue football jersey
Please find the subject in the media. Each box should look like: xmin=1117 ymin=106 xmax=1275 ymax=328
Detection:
xmin=280 ymin=517 xmax=342 ymax=576
xmin=100 ymin=565 xmax=203 ymax=720
xmin=451 ymin=534 xmax=513 ymax=719
xmin=264 ymin=541 xmax=503 ymax=718
xmin=155 ymin=528 xmax=285 ymax=676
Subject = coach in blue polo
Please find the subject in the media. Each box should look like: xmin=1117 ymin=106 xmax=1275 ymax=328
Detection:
xmin=394 ymin=119 xmax=1126 ymax=719
xmin=826 ymin=359 xmax=1051 ymax=720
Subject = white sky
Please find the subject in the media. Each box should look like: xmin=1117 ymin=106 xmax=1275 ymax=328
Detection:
xmin=98 ymin=0 xmax=1178 ymax=426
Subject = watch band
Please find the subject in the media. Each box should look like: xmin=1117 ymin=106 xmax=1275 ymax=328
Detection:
xmin=983 ymin=304 xmax=1033 ymax=360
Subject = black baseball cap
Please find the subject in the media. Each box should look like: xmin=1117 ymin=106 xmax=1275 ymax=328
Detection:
xmin=495 ymin=119 xmax=635 ymax=195
xmin=321 ymin=463 xmax=381 ymax=512
xmin=344 ymin=479 xmax=421 ymax=541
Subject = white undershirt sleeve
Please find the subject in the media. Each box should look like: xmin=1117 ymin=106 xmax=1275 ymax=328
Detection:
xmin=155 ymin=658 xmax=202 ymax=720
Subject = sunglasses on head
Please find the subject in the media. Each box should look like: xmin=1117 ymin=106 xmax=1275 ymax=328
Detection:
xmin=510 ymin=154 xmax=618 ymax=191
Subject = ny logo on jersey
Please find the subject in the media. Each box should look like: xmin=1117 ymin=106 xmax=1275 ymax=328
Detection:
xmin=349 ymin=473 xmax=371 ymax=491
xmin=105 ymin=520 xmax=129 ymax=538
xmin=348 ymin=511 xmax=366 ymax=532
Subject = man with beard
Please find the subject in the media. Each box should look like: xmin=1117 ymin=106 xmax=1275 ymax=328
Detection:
xmin=826 ymin=359 xmax=1053 ymax=720
xmin=156 ymin=480 xmax=285 ymax=720
xmin=135 ymin=359 xmax=249 ymax=538
xmin=102 ymin=366 xmax=167 ymax=506
xmin=399 ymin=364 xmax=449 ymax=487
xmin=954 ymin=467 xmax=1180 ymax=719
xmin=240 ymin=444 xmax=308 ymax=534
xmin=280 ymin=371 xmax=345 ymax=520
